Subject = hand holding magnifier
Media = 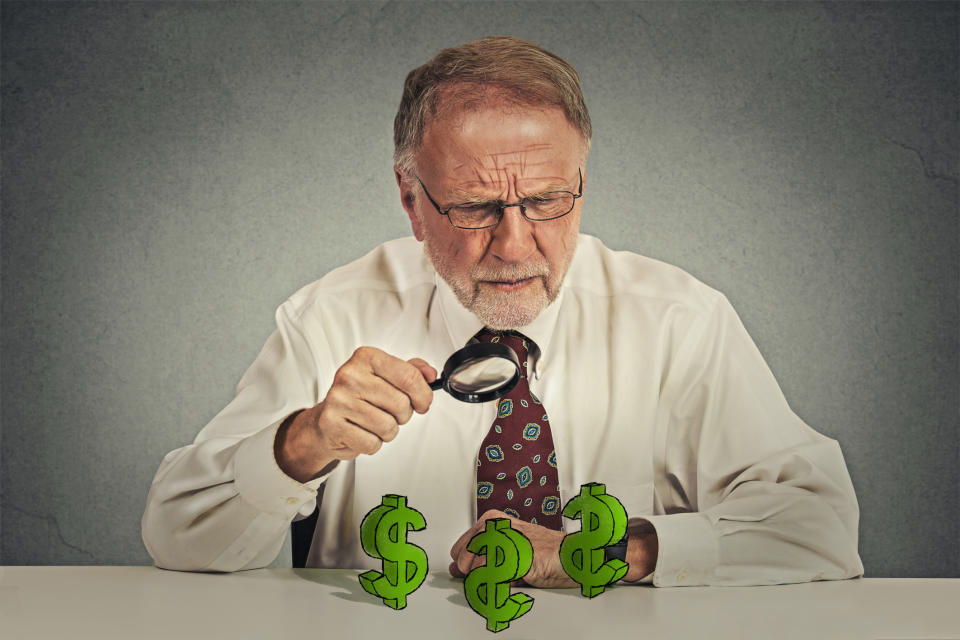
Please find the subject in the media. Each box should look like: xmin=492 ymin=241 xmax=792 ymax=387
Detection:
xmin=428 ymin=342 xmax=521 ymax=403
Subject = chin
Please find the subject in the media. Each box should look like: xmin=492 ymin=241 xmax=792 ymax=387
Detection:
xmin=469 ymin=287 xmax=549 ymax=330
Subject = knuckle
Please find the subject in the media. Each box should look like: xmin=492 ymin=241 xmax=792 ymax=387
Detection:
xmin=378 ymin=411 xmax=399 ymax=435
xmin=382 ymin=424 xmax=401 ymax=443
xmin=398 ymin=366 xmax=421 ymax=392
xmin=352 ymin=346 xmax=373 ymax=360
xmin=365 ymin=439 xmax=383 ymax=455
xmin=324 ymin=386 xmax=346 ymax=407
xmin=356 ymin=346 xmax=383 ymax=367
xmin=397 ymin=403 xmax=414 ymax=425
xmin=332 ymin=366 xmax=355 ymax=389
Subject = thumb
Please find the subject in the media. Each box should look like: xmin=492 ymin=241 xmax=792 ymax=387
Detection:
xmin=407 ymin=357 xmax=438 ymax=384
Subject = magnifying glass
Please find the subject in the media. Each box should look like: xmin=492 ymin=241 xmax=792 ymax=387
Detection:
xmin=428 ymin=342 xmax=522 ymax=403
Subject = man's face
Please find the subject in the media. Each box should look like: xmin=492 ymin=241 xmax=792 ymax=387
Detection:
xmin=398 ymin=98 xmax=586 ymax=330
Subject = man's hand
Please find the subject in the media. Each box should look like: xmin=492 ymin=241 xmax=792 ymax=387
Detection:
xmin=449 ymin=510 xmax=660 ymax=587
xmin=275 ymin=347 xmax=437 ymax=483
xmin=449 ymin=509 xmax=576 ymax=589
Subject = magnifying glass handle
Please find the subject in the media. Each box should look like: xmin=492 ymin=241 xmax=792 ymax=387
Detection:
xmin=428 ymin=378 xmax=444 ymax=391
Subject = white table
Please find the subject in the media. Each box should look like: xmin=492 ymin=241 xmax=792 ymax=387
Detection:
xmin=1 ymin=567 xmax=957 ymax=639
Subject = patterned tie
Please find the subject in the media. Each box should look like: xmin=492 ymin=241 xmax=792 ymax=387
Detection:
xmin=474 ymin=329 xmax=562 ymax=530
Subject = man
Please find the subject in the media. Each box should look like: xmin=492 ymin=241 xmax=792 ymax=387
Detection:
xmin=142 ymin=36 xmax=863 ymax=587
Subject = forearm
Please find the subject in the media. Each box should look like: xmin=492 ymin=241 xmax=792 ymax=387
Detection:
xmin=650 ymin=294 xmax=863 ymax=586
xmin=644 ymin=442 xmax=863 ymax=587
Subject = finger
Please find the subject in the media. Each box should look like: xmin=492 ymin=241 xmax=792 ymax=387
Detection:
xmin=451 ymin=549 xmax=489 ymax=578
xmin=468 ymin=553 xmax=486 ymax=573
xmin=324 ymin=386 xmax=402 ymax=442
xmin=456 ymin=549 xmax=479 ymax=576
xmin=333 ymin=354 xmax=416 ymax=426
xmin=367 ymin=350 xmax=434 ymax=414
xmin=321 ymin=417 xmax=386 ymax=459
xmin=449 ymin=509 xmax=509 ymax=563
xmin=450 ymin=522 xmax=481 ymax=564
xmin=356 ymin=375 xmax=417 ymax=427
xmin=407 ymin=358 xmax=438 ymax=386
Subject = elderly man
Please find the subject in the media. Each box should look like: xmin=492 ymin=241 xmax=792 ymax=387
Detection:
xmin=142 ymin=36 xmax=863 ymax=587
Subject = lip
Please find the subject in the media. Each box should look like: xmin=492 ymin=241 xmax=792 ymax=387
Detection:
xmin=483 ymin=277 xmax=537 ymax=291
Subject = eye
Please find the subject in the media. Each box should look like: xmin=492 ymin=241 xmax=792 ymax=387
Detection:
xmin=530 ymin=194 xmax=563 ymax=204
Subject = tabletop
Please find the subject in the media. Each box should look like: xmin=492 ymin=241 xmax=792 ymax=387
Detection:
xmin=1 ymin=566 xmax=957 ymax=639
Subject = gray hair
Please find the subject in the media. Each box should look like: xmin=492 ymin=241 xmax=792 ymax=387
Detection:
xmin=393 ymin=36 xmax=592 ymax=176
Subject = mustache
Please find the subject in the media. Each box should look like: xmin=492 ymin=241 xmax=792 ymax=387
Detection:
xmin=471 ymin=262 xmax=550 ymax=282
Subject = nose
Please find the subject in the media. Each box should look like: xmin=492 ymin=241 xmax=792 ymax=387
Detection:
xmin=488 ymin=204 xmax=537 ymax=264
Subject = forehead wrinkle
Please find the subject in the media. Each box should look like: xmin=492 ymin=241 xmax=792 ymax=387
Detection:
xmin=443 ymin=173 xmax=576 ymax=202
xmin=442 ymin=150 xmax=575 ymax=200
xmin=485 ymin=143 xmax=553 ymax=159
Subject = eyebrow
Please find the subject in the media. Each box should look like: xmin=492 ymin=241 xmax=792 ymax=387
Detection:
xmin=445 ymin=178 xmax=575 ymax=203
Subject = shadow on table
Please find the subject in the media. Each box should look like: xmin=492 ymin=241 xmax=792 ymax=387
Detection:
xmin=432 ymin=572 xmax=584 ymax=608
xmin=291 ymin=568 xmax=586 ymax=609
xmin=427 ymin=572 xmax=470 ymax=608
xmin=291 ymin=568 xmax=377 ymax=606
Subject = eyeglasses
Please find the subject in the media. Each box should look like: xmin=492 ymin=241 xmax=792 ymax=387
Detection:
xmin=417 ymin=168 xmax=582 ymax=230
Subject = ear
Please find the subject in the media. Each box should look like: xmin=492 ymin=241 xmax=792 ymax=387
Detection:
xmin=395 ymin=166 xmax=424 ymax=241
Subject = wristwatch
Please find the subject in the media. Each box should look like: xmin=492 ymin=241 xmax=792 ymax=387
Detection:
xmin=604 ymin=533 xmax=629 ymax=563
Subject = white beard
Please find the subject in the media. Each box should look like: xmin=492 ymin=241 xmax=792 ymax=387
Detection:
xmin=422 ymin=235 xmax=570 ymax=330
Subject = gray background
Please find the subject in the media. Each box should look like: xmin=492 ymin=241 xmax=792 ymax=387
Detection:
xmin=1 ymin=1 xmax=957 ymax=578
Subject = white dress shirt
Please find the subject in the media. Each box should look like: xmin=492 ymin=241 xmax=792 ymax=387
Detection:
xmin=142 ymin=234 xmax=864 ymax=586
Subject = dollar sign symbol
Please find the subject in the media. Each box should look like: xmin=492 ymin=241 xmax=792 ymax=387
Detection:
xmin=463 ymin=518 xmax=535 ymax=633
xmin=358 ymin=494 xmax=428 ymax=610
xmin=558 ymin=483 xmax=629 ymax=598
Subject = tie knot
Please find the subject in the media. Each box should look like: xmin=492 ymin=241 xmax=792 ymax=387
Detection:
xmin=474 ymin=329 xmax=532 ymax=359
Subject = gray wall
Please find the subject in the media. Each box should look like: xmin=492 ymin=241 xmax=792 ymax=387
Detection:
xmin=2 ymin=2 xmax=956 ymax=577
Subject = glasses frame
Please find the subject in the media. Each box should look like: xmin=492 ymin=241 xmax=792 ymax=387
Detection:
xmin=416 ymin=168 xmax=583 ymax=230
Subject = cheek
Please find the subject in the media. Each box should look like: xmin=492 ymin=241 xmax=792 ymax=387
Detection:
xmin=458 ymin=231 xmax=495 ymax=265
xmin=539 ymin=222 xmax=577 ymax=265
xmin=441 ymin=235 xmax=464 ymax=263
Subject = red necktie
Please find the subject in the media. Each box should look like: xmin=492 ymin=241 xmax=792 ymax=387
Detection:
xmin=474 ymin=329 xmax=561 ymax=530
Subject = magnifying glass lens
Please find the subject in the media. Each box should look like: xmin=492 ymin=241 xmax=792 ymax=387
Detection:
xmin=429 ymin=342 xmax=522 ymax=403
xmin=448 ymin=357 xmax=519 ymax=394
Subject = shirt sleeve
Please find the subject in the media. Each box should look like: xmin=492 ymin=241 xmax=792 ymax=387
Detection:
xmin=141 ymin=302 xmax=331 ymax=572
xmin=642 ymin=294 xmax=865 ymax=586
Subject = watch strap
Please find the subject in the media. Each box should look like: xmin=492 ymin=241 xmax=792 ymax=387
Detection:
xmin=604 ymin=533 xmax=629 ymax=563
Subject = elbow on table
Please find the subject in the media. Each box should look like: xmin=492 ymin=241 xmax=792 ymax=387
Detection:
xmin=141 ymin=504 xmax=231 ymax=573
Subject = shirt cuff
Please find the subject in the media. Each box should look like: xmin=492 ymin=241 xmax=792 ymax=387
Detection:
xmin=640 ymin=512 xmax=719 ymax=587
xmin=234 ymin=418 xmax=327 ymax=519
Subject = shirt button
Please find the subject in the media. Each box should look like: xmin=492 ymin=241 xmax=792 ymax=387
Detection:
xmin=677 ymin=570 xmax=688 ymax=583
xmin=286 ymin=497 xmax=299 ymax=505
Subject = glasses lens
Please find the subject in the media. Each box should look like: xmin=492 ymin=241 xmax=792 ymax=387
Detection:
xmin=524 ymin=192 xmax=575 ymax=220
xmin=449 ymin=204 xmax=501 ymax=229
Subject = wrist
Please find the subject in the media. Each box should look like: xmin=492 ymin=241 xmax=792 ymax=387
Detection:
xmin=274 ymin=407 xmax=336 ymax=483
xmin=622 ymin=525 xmax=658 ymax=582
xmin=604 ymin=534 xmax=629 ymax=564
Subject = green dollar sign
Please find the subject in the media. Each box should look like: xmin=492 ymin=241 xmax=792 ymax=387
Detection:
xmin=558 ymin=483 xmax=629 ymax=598
xmin=358 ymin=494 xmax=428 ymax=610
xmin=463 ymin=518 xmax=535 ymax=633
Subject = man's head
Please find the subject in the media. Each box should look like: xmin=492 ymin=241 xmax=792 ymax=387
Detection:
xmin=394 ymin=37 xmax=591 ymax=330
